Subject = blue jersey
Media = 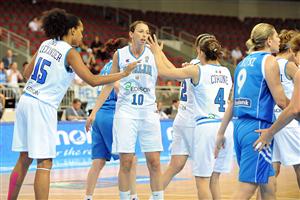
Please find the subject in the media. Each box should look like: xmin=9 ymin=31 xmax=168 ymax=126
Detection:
xmin=233 ymin=52 xmax=275 ymax=123
xmin=97 ymin=60 xmax=117 ymax=110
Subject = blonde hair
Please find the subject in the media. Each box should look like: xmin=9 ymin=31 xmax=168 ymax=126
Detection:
xmin=246 ymin=23 xmax=276 ymax=53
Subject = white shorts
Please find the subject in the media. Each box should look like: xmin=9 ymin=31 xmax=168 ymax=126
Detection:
xmin=272 ymin=127 xmax=300 ymax=166
xmin=12 ymin=94 xmax=57 ymax=159
xmin=112 ymin=114 xmax=163 ymax=153
xmin=192 ymin=119 xmax=234 ymax=177
xmin=171 ymin=125 xmax=194 ymax=157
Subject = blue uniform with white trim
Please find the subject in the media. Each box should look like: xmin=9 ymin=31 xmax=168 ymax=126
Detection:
xmin=233 ymin=51 xmax=275 ymax=184
xmin=91 ymin=60 xmax=119 ymax=160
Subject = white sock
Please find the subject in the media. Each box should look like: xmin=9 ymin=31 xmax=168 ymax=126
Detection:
xmin=152 ymin=191 xmax=164 ymax=200
xmin=130 ymin=193 xmax=138 ymax=200
xmin=84 ymin=195 xmax=93 ymax=200
xmin=119 ymin=191 xmax=130 ymax=200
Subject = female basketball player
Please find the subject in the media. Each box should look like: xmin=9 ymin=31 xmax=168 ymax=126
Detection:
xmin=147 ymin=34 xmax=234 ymax=200
xmin=215 ymin=23 xmax=289 ymax=200
xmin=84 ymin=38 xmax=138 ymax=200
xmin=7 ymin=9 xmax=138 ymax=200
xmin=255 ymin=32 xmax=300 ymax=189
xmin=93 ymin=21 xmax=164 ymax=200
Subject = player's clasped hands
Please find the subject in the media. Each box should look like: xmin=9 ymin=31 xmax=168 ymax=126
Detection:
xmin=253 ymin=128 xmax=273 ymax=151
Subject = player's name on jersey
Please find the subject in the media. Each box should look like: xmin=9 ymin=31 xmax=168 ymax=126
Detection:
xmin=132 ymin=63 xmax=152 ymax=76
xmin=39 ymin=44 xmax=63 ymax=62
xmin=210 ymin=74 xmax=230 ymax=85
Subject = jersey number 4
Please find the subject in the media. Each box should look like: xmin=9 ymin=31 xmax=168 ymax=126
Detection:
xmin=214 ymin=88 xmax=225 ymax=112
xmin=31 ymin=57 xmax=51 ymax=84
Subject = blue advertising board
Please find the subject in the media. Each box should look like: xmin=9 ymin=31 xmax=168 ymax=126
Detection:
xmin=0 ymin=120 xmax=174 ymax=173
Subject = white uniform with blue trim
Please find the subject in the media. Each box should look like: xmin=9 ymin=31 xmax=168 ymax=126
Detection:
xmin=171 ymin=59 xmax=200 ymax=156
xmin=273 ymin=58 xmax=300 ymax=165
xmin=112 ymin=45 xmax=163 ymax=153
xmin=192 ymin=64 xmax=233 ymax=177
xmin=12 ymin=39 xmax=75 ymax=159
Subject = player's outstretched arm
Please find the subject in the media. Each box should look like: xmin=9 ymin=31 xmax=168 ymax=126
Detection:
xmin=147 ymin=34 xmax=198 ymax=81
xmin=67 ymin=48 xmax=138 ymax=87
xmin=254 ymin=70 xmax=300 ymax=151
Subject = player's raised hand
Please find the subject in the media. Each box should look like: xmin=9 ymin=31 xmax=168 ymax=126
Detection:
xmin=147 ymin=34 xmax=162 ymax=54
xmin=253 ymin=128 xmax=273 ymax=151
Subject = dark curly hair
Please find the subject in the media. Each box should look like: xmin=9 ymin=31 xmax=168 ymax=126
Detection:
xmin=42 ymin=8 xmax=80 ymax=39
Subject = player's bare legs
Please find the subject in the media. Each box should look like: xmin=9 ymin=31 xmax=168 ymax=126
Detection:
xmin=85 ymin=159 xmax=106 ymax=196
xmin=7 ymin=152 xmax=33 ymax=200
xmin=34 ymin=158 xmax=52 ymax=200
xmin=195 ymin=176 xmax=210 ymax=199
xmin=162 ymin=155 xmax=188 ymax=189
xmin=210 ymin=172 xmax=221 ymax=200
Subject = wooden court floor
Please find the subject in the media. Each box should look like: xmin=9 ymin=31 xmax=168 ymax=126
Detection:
xmin=0 ymin=161 xmax=299 ymax=200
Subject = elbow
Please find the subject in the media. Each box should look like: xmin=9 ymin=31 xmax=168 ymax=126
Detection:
xmin=276 ymin=98 xmax=288 ymax=110
xmin=291 ymin=105 xmax=300 ymax=117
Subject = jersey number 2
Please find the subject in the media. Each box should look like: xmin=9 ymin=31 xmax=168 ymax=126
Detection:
xmin=31 ymin=57 xmax=51 ymax=84
xmin=180 ymin=80 xmax=187 ymax=102
xmin=214 ymin=88 xmax=225 ymax=112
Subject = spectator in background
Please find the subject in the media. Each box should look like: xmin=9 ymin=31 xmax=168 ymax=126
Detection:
xmin=90 ymin=35 xmax=103 ymax=56
xmin=2 ymin=49 xmax=14 ymax=69
xmin=90 ymin=35 xmax=109 ymax=60
xmin=0 ymin=61 xmax=7 ymax=86
xmin=28 ymin=17 xmax=42 ymax=32
xmin=231 ymin=46 xmax=243 ymax=66
xmin=165 ymin=99 xmax=179 ymax=119
xmin=7 ymin=62 xmax=23 ymax=86
xmin=157 ymin=101 xmax=169 ymax=119
xmin=85 ymin=48 xmax=96 ymax=68
xmin=66 ymin=98 xmax=87 ymax=121
xmin=21 ymin=61 xmax=29 ymax=81
xmin=0 ymin=93 xmax=5 ymax=120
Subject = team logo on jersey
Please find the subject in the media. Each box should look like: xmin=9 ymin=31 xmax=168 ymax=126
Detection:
xmin=126 ymin=59 xmax=130 ymax=63
xmin=234 ymin=98 xmax=251 ymax=107
xmin=124 ymin=81 xmax=150 ymax=95
xmin=145 ymin=56 xmax=149 ymax=63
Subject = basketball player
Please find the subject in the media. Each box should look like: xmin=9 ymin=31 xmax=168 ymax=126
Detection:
xmin=160 ymin=34 xmax=220 ymax=191
xmin=215 ymin=23 xmax=289 ymax=200
xmin=7 ymin=9 xmax=138 ymax=200
xmin=93 ymin=21 xmax=164 ymax=200
xmin=255 ymin=32 xmax=300 ymax=189
xmin=147 ymin=35 xmax=234 ymax=199
xmin=84 ymin=38 xmax=138 ymax=200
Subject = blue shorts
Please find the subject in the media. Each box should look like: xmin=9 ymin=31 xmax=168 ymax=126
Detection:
xmin=233 ymin=118 xmax=274 ymax=184
xmin=91 ymin=109 xmax=119 ymax=161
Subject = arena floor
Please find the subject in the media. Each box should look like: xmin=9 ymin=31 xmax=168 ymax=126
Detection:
xmin=0 ymin=160 xmax=299 ymax=199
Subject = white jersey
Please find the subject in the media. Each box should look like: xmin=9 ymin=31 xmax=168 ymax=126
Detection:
xmin=193 ymin=64 xmax=232 ymax=121
xmin=24 ymin=39 xmax=75 ymax=109
xmin=174 ymin=58 xmax=201 ymax=127
xmin=115 ymin=45 xmax=158 ymax=119
xmin=274 ymin=58 xmax=298 ymax=127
